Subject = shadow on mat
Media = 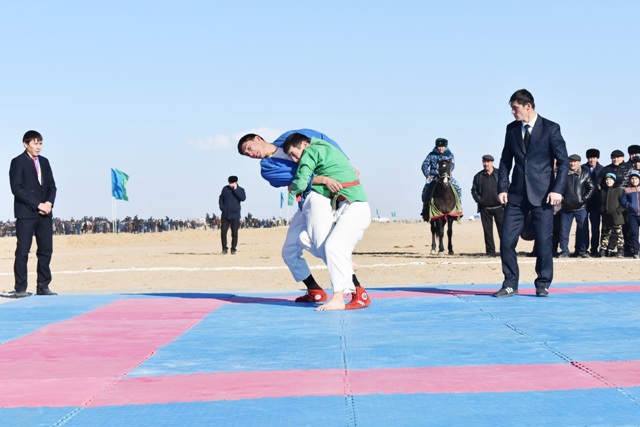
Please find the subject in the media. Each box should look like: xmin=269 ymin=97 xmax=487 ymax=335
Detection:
xmin=130 ymin=292 xmax=309 ymax=307
xmin=371 ymin=286 xmax=495 ymax=296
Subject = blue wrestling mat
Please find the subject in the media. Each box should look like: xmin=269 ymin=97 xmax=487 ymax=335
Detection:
xmin=1 ymin=282 xmax=640 ymax=426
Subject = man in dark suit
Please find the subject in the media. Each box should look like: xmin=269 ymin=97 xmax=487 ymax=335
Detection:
xmin=9 ymin=130 xmax=58 ymax=298
xmin=493 ymin=89 xmax=569 ymax=298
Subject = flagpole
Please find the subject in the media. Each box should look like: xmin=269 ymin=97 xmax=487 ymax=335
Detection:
xmin=112 ymin=197 xmax=116 ymax=233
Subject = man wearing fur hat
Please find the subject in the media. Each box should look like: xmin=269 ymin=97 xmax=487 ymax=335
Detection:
xmin=581 ymin=148 xmax=604 ymax=256
xmin=421 ymin=137 xmax=462 ymax=220
xmin=627 ymin=145 xmax=640 ymax=167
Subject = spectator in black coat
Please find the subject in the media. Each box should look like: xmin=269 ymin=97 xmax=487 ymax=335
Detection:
xmin=218 ymin=175 xmax=246 ymax=254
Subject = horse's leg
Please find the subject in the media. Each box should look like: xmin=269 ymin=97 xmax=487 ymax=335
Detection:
xmin=447 ymin=217 xmax=454 ymax=255
xmin=438 ymin=218 xmax=445 ymax=255
xmin=430 ymin=221 xmax=437 ymax=255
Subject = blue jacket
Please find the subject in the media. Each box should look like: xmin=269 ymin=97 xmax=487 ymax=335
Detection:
xmin=622 ymin=186 xmax=640 ymax=216
xmin=421 ymin=147 xmax=455 ymax=181
xmin=260 ymin=129 xmax=343 ymax=188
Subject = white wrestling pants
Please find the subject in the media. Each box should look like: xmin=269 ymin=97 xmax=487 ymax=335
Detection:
xmin=281 ymin=191 xmax=338 ymax=281
xmin=325 ymin=200 xmax=371 ymax=294
xmin=281 ymin=209 xmax=315 ymax=282
xmin=298 ymin=192 xmax=371 ymax=294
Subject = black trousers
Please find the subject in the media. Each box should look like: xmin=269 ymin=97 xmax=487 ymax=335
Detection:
xmin=221 ymin=218 xmax=240 ymax=251
xmin=480 ymin=206 xmax=504 ymax=254
xmin=14 ymin=216 xmax=53 ymax=292
xmin=500 ymin=199 xmax=554 ymax=290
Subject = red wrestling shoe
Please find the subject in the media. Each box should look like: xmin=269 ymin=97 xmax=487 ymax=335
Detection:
xmin=345 ymin=287 xmax=371 ymax=310
xmin=295 ymin=289 xmax=328 ymax=303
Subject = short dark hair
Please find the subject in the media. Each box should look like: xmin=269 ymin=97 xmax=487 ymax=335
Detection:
xmin=237 ymin=133 xmax=259 ymax=155
xmin=282 ymin=132 xmax=310 ymax=154
xmin=509 ymin=89 xmax=535 ymax=109
xmin=228 ymin=175 xmax=238 ymax=183
xmin=23 ymin=130 xmax=43 ymax=144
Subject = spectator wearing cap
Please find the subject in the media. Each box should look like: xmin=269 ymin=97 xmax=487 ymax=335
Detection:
xmin=421 ymin=137 xmax=462 ymax=220
xmin=621 ymin=171 xmax=640 ymax=258
xmin=598 ymin=149 xmax=631 ymax=188
xmin=471 ymin=154 xmax=503 ymax=257
xmin=218 ymin=175 xmax=246 ymax=255
xmin=600 ymin=172 xmax=624 ymax=257
xmin=581 ymin=148 xmax=604 ymax=256
xmin=558 ymin=154 xmax=595 ymax=258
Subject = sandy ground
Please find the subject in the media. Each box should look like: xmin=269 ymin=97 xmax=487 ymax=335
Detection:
xmin=1 ymin=220 xmax=638 ymax=301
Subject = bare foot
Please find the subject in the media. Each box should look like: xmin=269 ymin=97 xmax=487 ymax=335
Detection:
xmin=352 ymin=262 xmax=359 ymax=272
xmin=316 ymin=293 xmax=346 ymax=311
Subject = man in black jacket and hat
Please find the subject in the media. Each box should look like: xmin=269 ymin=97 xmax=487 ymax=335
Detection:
xmin=219 ymin=175 xmax=246 ymax=255
xmin=581 ymin=148 xmax=604 ymax=256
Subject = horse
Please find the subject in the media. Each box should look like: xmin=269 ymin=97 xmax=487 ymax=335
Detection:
xmin=427 ymin=160 xmax=461 ymax=255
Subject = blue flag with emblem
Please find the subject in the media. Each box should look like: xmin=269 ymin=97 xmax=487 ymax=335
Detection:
xmin=111 ymin=168 xmax=129 ymax=201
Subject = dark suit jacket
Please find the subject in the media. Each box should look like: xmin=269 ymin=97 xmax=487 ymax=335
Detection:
xmin=9 ymin=151 xmax=57 ymax=219
xmin=498 ymin=115 xmax=569 ymax=206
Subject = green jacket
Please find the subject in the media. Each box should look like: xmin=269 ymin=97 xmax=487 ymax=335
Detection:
xmin=290 ymin=138 xmax=367 ymax=208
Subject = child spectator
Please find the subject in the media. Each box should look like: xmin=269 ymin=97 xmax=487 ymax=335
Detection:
xmin=600 ymin=173 xmax=625 ymax=257
xmin=621 ymin=171 xmax=640 ymax=258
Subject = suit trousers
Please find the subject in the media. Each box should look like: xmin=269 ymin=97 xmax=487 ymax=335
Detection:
xmin=480 ymin=206 xmax=504 ymax=255
xmin=500 ymin=198 xmax=554 ymax=290
xmin=14 ymin=216 xmax=53 ymax=293
xmin=220 ymin=218 xmax=240 ymax=251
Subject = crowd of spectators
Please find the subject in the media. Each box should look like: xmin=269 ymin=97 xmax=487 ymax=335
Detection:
xmin=0 ymin=213 xmax=289 ymax=237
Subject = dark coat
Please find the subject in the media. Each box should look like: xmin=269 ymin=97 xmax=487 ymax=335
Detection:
xmin=498 ymin=115 xmax=569 ymax=206
xmin=581 ymin=161 xmax=603 ymax=210
xmin=598 ymin=162 xmax=631 ymax=189
xmin=218 ymin=185 xmax=246 ymax=220
xmin=600 ymin=185 xmax=624 ymax=226
xmin=562 ymin=169 xmax=595 ymax=211
xmin=9 ymin=151 xmax=57 ymax=219
xmin=471 ymin=168 xmax=501 ymax=211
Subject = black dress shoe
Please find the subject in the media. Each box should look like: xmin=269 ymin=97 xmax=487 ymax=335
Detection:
xmin=14 ymin=291 xmax=30 ymax=298
xmin=493 ymin=287 xmax=518 ymax=297
xmin=36 ymin=288 xmax=58 ymax=296
xmin=536 ymin=288 xmax=549 ymax=297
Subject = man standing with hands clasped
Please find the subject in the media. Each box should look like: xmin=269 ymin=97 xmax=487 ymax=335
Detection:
xmin=9 ymin=130 xmax=58 ymax=298
xmin=493 ymin=89 xmax=569 ymax=298
xmin=471 ymin=154 xmax=503 ymax=257
xmin=218 ymin=175 xmax=246 ymax=255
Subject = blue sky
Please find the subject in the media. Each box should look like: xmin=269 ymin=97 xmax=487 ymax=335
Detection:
xmin=1 ymin=1 xmax=639 ymax=222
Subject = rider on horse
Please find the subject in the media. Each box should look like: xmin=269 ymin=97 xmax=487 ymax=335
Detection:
xmin=421 ymin=138 xmax=462 ymax=220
